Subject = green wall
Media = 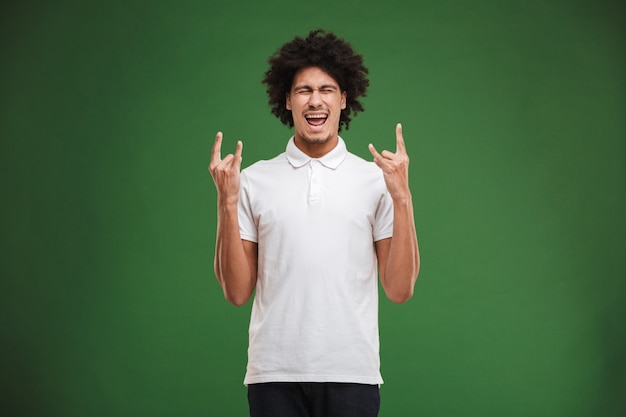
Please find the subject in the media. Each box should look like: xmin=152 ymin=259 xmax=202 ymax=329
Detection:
xmin=1 ymin=0 xmax=624 ymax=416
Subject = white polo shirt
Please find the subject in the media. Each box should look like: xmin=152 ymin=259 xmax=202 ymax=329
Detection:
xmin=239 ymin=136 xmax=393 ymax=385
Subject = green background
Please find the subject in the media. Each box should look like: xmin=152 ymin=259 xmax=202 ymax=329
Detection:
xmin=1 ymin=0 xmax=624 ymax=416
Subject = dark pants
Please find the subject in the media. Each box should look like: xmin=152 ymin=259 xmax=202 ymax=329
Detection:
xmin=248 ymin=382 xmax=380 ymax=417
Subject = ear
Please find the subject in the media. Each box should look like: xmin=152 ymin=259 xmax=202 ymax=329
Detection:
xmin=341 ymin=91 xmax=347 ymax=110
xmin=286 ymin=93 xmax=292 ymax=111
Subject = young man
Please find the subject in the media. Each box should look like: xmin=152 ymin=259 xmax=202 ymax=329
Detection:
xmin=209 ymin=29 xmax=420 ymax=417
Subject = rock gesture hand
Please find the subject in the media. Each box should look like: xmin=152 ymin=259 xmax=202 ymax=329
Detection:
xmin=368 ymin=123 xmax=411 ymax=200
xmin=209 ymin=132 xmax=243 ymax=205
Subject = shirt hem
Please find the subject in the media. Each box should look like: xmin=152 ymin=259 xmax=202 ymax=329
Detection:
xmin=240 ymin=233 xmax=258 ymax=243
xmin=243 ymin=374 xmax=384 ymax=386
xmin=373 ymin=230 xmax=393 ymax=242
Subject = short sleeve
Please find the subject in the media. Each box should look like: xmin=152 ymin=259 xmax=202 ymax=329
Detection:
xmin=238 ymin=170 xmax=258 ymax=243
xmin=373 ymin=190 xmax=394 ymax=242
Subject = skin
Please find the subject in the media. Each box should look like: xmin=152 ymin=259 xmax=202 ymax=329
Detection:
xmin=369 ymin=123 xmax=420 ymax=303
xmin=286 ymin=66 xmax=346 ymax=157
xmin=209 ymin=66 xmax=419 ymax=306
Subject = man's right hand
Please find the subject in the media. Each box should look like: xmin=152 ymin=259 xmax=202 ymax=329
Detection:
xmin=209 ymin=131 xmax=243 ymax=205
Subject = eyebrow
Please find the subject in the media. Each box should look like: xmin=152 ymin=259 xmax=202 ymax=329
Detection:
xmin=293 ymin=83 xmax=339 ymax=92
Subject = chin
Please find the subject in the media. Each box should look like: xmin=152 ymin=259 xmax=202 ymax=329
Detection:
xmin=304 ymin=136 xmax=329 ymax=144
xmin=300 ymin=131 xmax=333 ymax=144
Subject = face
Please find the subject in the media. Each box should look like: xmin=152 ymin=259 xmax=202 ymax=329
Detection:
xmin=286 ymin=66 xmax=347 ymax=157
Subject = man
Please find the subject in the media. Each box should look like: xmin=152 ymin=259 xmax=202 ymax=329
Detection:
xmin=209 ymin=29 xmax=419 ymax=417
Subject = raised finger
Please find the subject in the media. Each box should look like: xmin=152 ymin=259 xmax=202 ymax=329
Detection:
xmin=395 ymin=123 xmax=407 ymax=155
xmin=234 ymin=140 xmax=243 ymax=160
xmin=211 ymin=131 xmax=223 ymax=165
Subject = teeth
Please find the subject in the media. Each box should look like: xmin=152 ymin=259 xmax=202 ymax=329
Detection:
xmin=306 ymin=114 xmax=327 ymax=119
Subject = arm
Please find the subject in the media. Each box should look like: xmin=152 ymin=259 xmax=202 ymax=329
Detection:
xmin=369 ymin=123 xmax=420 ymax=304
xmin=209 ymin=132 xmax=258 ymax=306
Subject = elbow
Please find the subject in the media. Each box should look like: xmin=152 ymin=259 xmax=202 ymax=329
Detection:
xmin=387 ymin=287 xmax=414 ymax=304
xmin=223 ymin=289 xmax=252 ymax=307
xmin=384 ymin=269 xmax=419 ymax=304
xmin=226 ymin=297 xmax=249 ymax=307
xmin=215 ymin=269 xmax=255 ymax=307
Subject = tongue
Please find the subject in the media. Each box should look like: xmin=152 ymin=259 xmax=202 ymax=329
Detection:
xmin=307 ymin=117 xmax=326 ymax=126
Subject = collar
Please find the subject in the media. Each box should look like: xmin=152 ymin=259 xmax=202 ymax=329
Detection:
xmin=286 ymin=136 xmax=347 ymax=169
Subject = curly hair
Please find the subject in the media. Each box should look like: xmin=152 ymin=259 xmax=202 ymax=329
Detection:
xmin=262 ymin=29 xmax=369 ymax=131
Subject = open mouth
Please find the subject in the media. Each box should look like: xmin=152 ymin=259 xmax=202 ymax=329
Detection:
xmin=305 ymin=114 xmax=328 ymax=127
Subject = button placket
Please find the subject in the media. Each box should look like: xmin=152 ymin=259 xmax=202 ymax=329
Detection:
xmin=308 ymin=160 xmax=321 ymax=203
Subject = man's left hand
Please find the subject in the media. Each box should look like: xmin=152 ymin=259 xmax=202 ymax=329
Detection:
xmin=368 ymin=123 xmax=411 ymax=201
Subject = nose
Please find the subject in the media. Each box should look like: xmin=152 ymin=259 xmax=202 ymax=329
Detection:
xmin=308 ymin=89 xmax=323 ymax=107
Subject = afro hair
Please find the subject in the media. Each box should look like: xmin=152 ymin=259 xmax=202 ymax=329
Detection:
xmin=262 ymin=29 xmax=369 ymax=131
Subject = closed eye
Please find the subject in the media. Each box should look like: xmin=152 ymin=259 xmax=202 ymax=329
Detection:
xmin=293 ymin=85 xmax=339 ymax=95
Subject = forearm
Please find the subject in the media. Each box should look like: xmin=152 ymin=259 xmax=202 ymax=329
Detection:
xmin=214 ymin=200 xmax=256 ymax=306
xmin=383 ymin=195 xmax=420 ymax=303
